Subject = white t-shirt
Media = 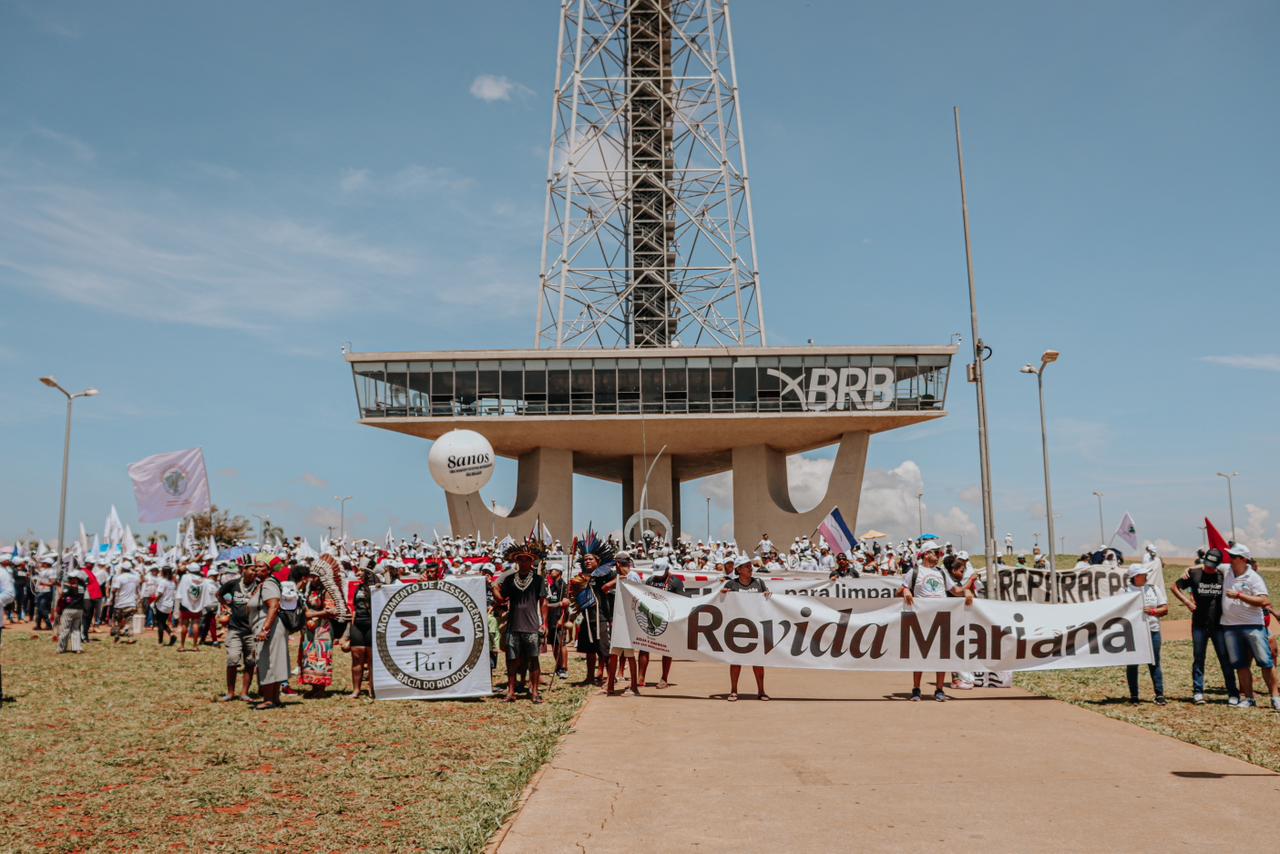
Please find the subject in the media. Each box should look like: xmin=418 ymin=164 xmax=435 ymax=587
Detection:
xmin=153 ymin=578 xmax=176 ymax=613
xmin=1129 ymin=579 xmax=1168 ymax=633
xmin=904 ymin=565 xmax=949 ymax=599
xmin=819 ymin=554 xmax=837 ymax=572
xmin=111 ymin=570 xmax=141 ymax=609
xmin=1221 ymin=568 xmax=1268 ymax=626
xmin=176 ymin=572 xmax=205 ymax=612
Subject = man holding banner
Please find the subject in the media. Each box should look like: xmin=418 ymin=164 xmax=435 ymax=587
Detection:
xmin=722 ymin=555 xmax=771 ymax=701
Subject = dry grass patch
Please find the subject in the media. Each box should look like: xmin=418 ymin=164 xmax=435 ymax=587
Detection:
xmin=0 ymin=629 xmax=588 ymax=852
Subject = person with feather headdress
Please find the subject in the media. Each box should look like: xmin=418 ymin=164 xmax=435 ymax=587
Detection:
xmin=492 ymin=539 xmax=549 ymax=704
xmin=568 ymin=539 xmax=617 ymax=689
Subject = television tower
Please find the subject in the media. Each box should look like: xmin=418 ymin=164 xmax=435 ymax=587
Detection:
xmin=535 ymin=0 xmax=764 ymax=349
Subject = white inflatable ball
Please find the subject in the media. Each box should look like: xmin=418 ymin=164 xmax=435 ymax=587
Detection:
xmin=428 ymin=429 xmax=495 ymax=494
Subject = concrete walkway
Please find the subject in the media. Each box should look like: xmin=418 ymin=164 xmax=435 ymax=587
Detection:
xmin=495 ymin=662 xmax=1279 ymax=853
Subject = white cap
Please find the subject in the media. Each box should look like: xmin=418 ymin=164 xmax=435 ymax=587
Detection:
xmin=1226 ymin=543 xmax=1251 ymax=559
xmin=955 ymin=550 xmax=970 ymax=562
xmin=734 ymin=554 xmax=754 ymax=569
xmin=1126 ymin=564 xmax=1150 ymax=580
xmin=919 ymin=541 xmax=943 ymax=554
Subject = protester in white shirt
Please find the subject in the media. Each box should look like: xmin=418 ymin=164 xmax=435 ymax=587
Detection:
xmin=1219 ymin=544 xmax=1278 ymax=710
xmin=109 ymin=564 xmax=142 ymax=643
xmin=153 ymin=568 xmax=177 ymax=646
xmin=1124 ymin=564 xmax=1167 ymax=705
xmin=900 ymin=542 xmax=972 ymax=702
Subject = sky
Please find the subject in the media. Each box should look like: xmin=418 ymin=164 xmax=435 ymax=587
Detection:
xmin=2 ymin=0 xmax=1277 ymax=555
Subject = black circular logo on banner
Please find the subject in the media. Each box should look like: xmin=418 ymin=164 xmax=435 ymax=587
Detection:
xmin=375 ymin=581 xmax=485 ymax=692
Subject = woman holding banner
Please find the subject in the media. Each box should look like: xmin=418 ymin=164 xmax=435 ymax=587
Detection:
xmin=721 ymin=555 xmax=771 ymax=701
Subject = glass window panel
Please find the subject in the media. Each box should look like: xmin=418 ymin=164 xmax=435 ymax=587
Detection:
xmin=547 ymin=368 xmax=570 ymax=414
xmin=478 ymin=366 xmax=499 ymax=396
xmin=687 ymin=366 xmax=709 ymax=401
xmin=734 ymin=366 xmax=757 ymax=407
xmin=617 ymin=367 xmax=640 ymax=394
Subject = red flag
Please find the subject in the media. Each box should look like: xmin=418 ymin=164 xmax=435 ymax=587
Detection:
xmin=1205 ymin=517 xmax=1230 ymax=554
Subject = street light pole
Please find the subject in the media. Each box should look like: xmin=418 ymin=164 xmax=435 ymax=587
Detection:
xmin=1215 ymin=471 xmax=1239 ymax=541
xmin=953 ymin=107 xmax=999 ymax=576
xmin=1092 ymin=491 xmax=1105 ymax=545
xmin=334 ymin=495 xmax=353 ymax=541
xmin=916 ymin=492 xmax=924 ymax=539
xmin=705 ymin=497 xmax=710 ymax=542
xmin=1021 ymin=350 xmax=1059 ymax=588
xmin=39 ymin=377 xmax=98 ymax=579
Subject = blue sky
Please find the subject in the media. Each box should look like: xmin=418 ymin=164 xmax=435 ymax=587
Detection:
xmin=2 ymin=0 xmax=1277 ymax=554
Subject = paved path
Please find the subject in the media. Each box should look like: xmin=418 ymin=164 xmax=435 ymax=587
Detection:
xmin=495 ymin=663 xmax=1279 ymax=853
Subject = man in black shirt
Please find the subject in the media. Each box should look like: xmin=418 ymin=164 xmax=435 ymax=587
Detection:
xmin=1172 ymin=548 xmax=1239 ymax=705
xmin=638 ymin=559 xmax=685 ymax=689
xmin=217 ymin=562 xmax=259 ymax=702
xmin=494 ymin=554 xmax=548 ymax=704
xmin=545 ymin=565 xmax=570 ymax=679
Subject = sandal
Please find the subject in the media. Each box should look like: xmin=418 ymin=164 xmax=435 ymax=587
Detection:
xmin=657 ymin=679 xmax=669 ymax=689
xmin=727 ymin=692 xmax=738 ymax=702
xmin=217 ymin=694 xmax=238 ymax=702
xmin=758 ymin=693 xmax=771 ymax=701
xmin=532 ymin=696 xmax=544 ymax=705
xmin=251 ymin=701 xmax=283 ymax=711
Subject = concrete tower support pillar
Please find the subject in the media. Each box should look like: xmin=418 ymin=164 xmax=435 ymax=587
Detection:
xmin=445 ymin=447 xmax=573 ymax=544
xmin=622 ymin=453 xmax=677 ymax=541
xmin=731 ymin=432 xmax=870 ymax=549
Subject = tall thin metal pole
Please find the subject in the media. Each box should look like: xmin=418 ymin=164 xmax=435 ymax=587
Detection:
xmin=953 ymin=107 xmax=997 ymax=577
xmin=1093 ymin=491 xmax=1105 ymax=544
xmin=1223 ymin=475 xmax=1237 ymax=541
xmin=705 ymin=497 xmax=711 ymax=542
xmin=1037 ymin=370 xmax=1057 ymax=585
xmin=55 ymin=397 xmax=74 ymax=578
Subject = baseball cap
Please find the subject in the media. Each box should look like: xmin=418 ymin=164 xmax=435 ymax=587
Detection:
xmin=1203 ymin=548 xmax=1223 ymax=567
xmin=954 ymin=550 xmax=970 ymax=562
xmin=734 ymin=554 xmax=753 ymax=569
xmin=1126 ymin=564 xmax=1149 ymax=580
xmin=1226 ymin=543 xmax=1251 ymax=559
xmin=614 ymin=550 xmax=632 ymax=563
xmin=919 ymin=542 xmax=943 ymax=554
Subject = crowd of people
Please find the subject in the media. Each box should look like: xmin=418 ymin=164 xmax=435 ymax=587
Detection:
xmin=0 ymin=529 xmax=1275 ymax=713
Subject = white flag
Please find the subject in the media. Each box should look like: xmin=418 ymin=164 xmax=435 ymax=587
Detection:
xmin=1113 ymin=512 xmax=1139 ymax=552
xmin=79 ymin=522 xmax=88 ymax=554
xmin=104 ymin=506 xmax=125 ymax=547
xmin=90 ymin=533 xmax=100 ymax=558
xmin=385 ymin=527 xmax=394 ymax=549
xmin=207 ymin=535 xmax=218 ymax=561
xmin=127 ymin=448 xmax=212 ymax=524
xmin=183 ymin=520 xmax=197 ymax=555
xmin=123 ymin=524 xmax=138 ymax=556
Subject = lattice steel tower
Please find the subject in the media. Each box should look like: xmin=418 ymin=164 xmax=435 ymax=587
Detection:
xmin=536 ymin=0 xmax=765 ymax=349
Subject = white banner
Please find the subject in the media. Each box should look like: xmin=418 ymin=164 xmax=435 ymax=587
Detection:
xmin=612 ymin=581 xmax=1152 ymax=672
xmin=127 ymin=448 xmax=213 ymax=523
xmin=991 ymin=566 xmax=1128 ymax=604
xmin=372 ymin=577 xmax=492 ymax=701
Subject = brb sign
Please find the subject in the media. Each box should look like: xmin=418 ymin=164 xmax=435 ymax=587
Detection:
xmin=765 ymin=367 xmax=896 ymax=412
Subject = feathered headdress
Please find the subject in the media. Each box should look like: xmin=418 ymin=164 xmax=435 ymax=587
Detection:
xmin=575 ymin=536 xmax=615 ymax=572
xmin=502 ymin=538 xmax=547 ymax=566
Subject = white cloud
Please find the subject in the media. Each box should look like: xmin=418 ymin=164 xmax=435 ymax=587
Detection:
xmin=1202 ymin=354 xmax=1280 ymax=373
xmin=1238 ymin=503 xmax=1280 ymax=555
xmin=1150 ymin=538 xmax=1192 ymax=558
xmin=698 ymin=456 xmax=977 ymax=545
xmin=305 ymin=506 xmax=367 ymax=533
xmin=300 ymin=473 xmax=328 ymax=488
xmin=339 ymin=168 xmax=371 ymax=193
xmin=32 ymin=125 xmax=95 ymax=162
xmin=0 ymin=181 xmax=418 ymax=332
xmin=959 ymin=485 xmax=981 ymax=505
xmin=338 ymin=164 xmax=470 ymax=196
xmin=469 ymin=74 xmax=533 ymax=102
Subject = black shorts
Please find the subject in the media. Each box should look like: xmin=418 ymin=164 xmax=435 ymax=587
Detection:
xmin=575 ymin=610 xmax=611 ymax=657
xmin=349 ymin=620 xmax=372 ymax=649
xmin=506 ymin=631 xmax=540 ymax=663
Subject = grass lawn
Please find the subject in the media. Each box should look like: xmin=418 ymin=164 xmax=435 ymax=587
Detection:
xmin=0 ymin=627 xmax=589 ymax=852
xmin=1019 ymin=571 xmax=1280 ymax=775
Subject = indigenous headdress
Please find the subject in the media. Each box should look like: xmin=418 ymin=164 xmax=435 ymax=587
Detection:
xmin=503 ymin=538 xmax=547 ymax=566
xmin=312 ymin=553 xmax=350 ymax=620
xmin=575 ymin=538 xmax=615 ymax=572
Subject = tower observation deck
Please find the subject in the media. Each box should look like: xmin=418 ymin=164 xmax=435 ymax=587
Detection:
xmin=347 ymin=1 xmax=954 ymax=547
